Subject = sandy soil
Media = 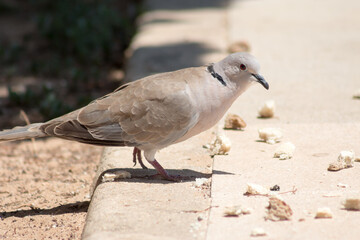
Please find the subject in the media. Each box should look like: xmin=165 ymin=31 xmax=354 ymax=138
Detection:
xmin=0 ymin=138 xmax=102 ymax=239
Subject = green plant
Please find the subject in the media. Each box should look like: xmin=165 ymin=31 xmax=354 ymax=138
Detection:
xmin=2 ymin=0 xmax=143 ymax=125
xmin=0 ymin=42 xmax=24 ymax=64
xmin=36 ymin=0 xmax=134 ymax=65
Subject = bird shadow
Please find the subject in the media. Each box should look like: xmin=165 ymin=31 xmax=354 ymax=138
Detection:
xmin=0 ymin=201 xmax=90 ymax=219
xmin=93 ymin=167 xmax=235 ymax=187
xmin=145 ymin=0 xmax=229 ymax=11
xmin=223 ymin=128 xmax=245 ymax=132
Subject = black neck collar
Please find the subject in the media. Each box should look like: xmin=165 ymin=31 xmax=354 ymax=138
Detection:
xmin=207 ymin=64 xmax=226 ymax=86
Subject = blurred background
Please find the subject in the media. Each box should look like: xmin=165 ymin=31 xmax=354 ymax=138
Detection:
xmin=0 ymin=0 xmax=143 ymax=129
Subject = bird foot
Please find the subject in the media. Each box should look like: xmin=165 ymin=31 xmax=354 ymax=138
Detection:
xmin=147 ymin=159 xmax=189 ymax=182
xmin=132 ymin=147 xmax=148 ymax=169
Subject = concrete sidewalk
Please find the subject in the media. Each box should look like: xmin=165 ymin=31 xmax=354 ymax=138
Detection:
xmin=82 ymin=0 xmax=360 ymax=239
xmin=82 ymin=0 xmax=227 ymax=239
xmin=208 ymin=0 xmax=360 ymax=239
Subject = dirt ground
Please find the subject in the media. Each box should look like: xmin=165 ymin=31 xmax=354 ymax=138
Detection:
xmin=0 ymin=138 xmax=103 ymax=239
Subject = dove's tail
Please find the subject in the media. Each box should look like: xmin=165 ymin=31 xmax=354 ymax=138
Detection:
xmin=0 ymin=123 xmax=46 ymax=142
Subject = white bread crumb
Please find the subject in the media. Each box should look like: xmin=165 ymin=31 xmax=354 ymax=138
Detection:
xmin=250 ymin=227 xmax=267 ymax=237
xmin=258 ymin=128 xmax=282 ymax=144
xmin=224 ymin=205 xmax=253 ymax=217
xmin=208 ymin=130 xmax=231 ymax=156
xmin=274 ymin=142 xmax=296 ymax=160
xmin=265 ymin=196 xmax=293 ymax=221
xmin=102 ymin=170 xmax=131 ymax=182
xmin=224 ymin=113 xmax=247 ymax=129
xmin=328 ymin=150 xmax=355 ymax=171
xmin=343 ymin=197 xmax=360 ymax=210
xmin=245 ymin=183 xmax=269 ymax=195
xmin=258 ymin=100 xmax=275 ymax=118
xmin=315 ymin=207 xmax=333 ymax=218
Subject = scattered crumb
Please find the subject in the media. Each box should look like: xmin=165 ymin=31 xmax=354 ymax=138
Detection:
xmin=355 ymin=156 xmax=360 ymax=162
xmin=274 ymin=142 xmax=295 ymax=160
xmin=102 ymin=170 xmax=131 ymax=182
xmin=315 ymin=207 xmax=333 ymax=219
xmin=337 ymin=183 xmax=349 ymax=188
xmin=323 ymin=192 xmax=342 ymax=198
xmin=343 ymin=197 xmax=360 ymax=211
xmin=194 ymin=178 xmax=210 ymax=188
xmin=328 ymin=150 xmax=355 ymax=171
xmin=338 ymin=150 xmax=355 ymax=167
xmin=228 ymin=40 xmax=251 ymax=53
xmin=258 ymin=128 xmax=282 ymax=144
xmin=258 ymin=100 xmax=275 ymax=118
xmin=250 ymin=227 xmax=267 ymax=237
xmin=224 ymin=113 xmax=246 ymax=130
xmin=266 ymin=196 xmax=293 ymax=221
xmin=245 ymin=183 xmax=269 ymax=196
xmin=328 ymin=161 xmax=345 ymax=171
xmin=224 ymin=205 xmax=252 ymax=217
xmin=197 ymin=214 xmax=205 ymax=221
xmin=207 ymin=130 xmax=231 ymax=156
xmin=241 ymin=207 xmax=252 ymax=215
xmin=353 ymin=89 xmax=360 ymax=99
xmin=270 ymin=185 xmax=280 ymax=191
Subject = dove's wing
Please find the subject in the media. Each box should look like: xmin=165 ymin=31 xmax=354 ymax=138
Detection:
xmin=41 ymin=67 xmax=204 ymax=148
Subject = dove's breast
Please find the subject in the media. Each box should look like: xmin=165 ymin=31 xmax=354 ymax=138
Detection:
xmin=175 ymin=73 xmax=238 ymax=143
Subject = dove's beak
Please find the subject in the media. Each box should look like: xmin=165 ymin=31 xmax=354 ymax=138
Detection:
xmin=252 ymin=73 xmax=269 ymax=90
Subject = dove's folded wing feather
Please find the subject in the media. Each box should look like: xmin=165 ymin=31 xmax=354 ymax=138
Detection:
xmin=41 ymin=68 xmax=203 ymax=147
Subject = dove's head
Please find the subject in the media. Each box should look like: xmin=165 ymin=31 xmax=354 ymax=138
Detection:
xmin=216 ymin=52 xmax=269 ymax=90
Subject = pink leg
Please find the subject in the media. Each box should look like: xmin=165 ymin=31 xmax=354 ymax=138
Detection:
xmin=148 ymin=159 xmax=185 ymax=182
xmin=132 ymin=147 xmax=148 ymax=169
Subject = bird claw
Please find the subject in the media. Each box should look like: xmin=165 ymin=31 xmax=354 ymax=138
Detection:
xmin=147 ymin=159 xmax=190 ymax=182
xmin=132 ymin=147 xmax=148 ymax=169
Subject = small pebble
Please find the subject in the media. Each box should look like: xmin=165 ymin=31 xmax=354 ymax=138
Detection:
xmin=328 ymin=161 xmax=345 ymax=171
xmin=337 ymin=183 xmax=348 ymax=188
xmin=270 ymin=185 xmax=280 ymax=191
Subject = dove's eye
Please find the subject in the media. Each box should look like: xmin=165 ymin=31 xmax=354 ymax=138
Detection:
xmin=240 ymin=64 xmax=247 ymax=71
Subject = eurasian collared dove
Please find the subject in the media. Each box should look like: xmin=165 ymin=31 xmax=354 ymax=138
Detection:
xmin=0 ymin=52 xmax=268 ymax=181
